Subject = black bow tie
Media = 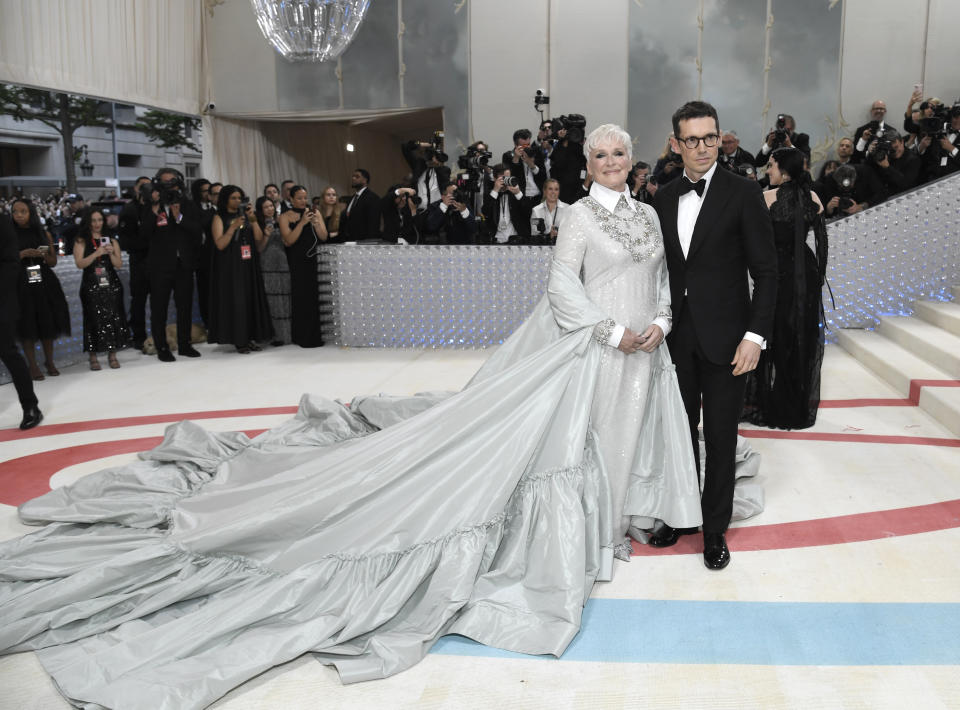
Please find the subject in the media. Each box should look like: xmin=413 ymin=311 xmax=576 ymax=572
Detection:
xmin=679 ymin=178 xmax=706 ymax=197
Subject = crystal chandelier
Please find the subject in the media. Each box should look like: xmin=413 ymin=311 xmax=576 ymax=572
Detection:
xmin=249 ymin=0 xmax=371 ymax=62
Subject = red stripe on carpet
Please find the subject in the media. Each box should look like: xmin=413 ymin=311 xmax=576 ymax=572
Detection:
xmin=909 ymin=378 xmax=960 ymax=405
xmin=0 ymin=407 xmax=298 ymax=442
xmin=818 ymin=398 xmax=913 ymax=408
xmin=0 ymin=430 xmax=266 ymax=506
xmin=632 ymin=498 xmax=960 ymax=556
xmin=739 ymin=429 xmax=960 ymax=447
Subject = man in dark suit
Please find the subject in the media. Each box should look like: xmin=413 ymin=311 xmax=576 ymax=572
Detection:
xmin=340 ymin=169 xmax=381 ymax=241
xmin=0 ymin=215 xmax=42 ymax=429
xmin=481 ymin=164 xmax=528 ymax=244
xmin=118 ymin=176 xmax=152 ymax=350
xmin=139 ymin=168 xmax=204 ymax=362
xmin=753 ymin=113 xmax=810 ymax=167
xmin=652 ymin=100 xmax=778 ymax=570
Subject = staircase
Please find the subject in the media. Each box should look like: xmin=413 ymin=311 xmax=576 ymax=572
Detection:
xmin=836 ymin=286 xmax=960 ymax=438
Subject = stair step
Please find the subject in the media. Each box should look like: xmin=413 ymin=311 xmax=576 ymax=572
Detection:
xmin=953 ymin=285 xmax=960 ymax=301
xmin=835 ymin=329 xmax=951 ymax=397
xmin=836 ymin=329 xmax=960 ymax=438
xmin=913 ymin=300 xmax=960 ymax=338
xmin=876 ymin=316 xmax=960 ymax=378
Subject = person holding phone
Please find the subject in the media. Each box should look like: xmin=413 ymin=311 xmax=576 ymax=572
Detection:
xmin=208 ymin=186 xmax=273 ymax=354
xmin=73 ymin=208 xmax=129 ymax=370
xmin=279 ymin=185 xmax=326 ymax=347
xmin=9 ymin=197 xmax=70 ymax=380
xmin=255 ymin=196 xmax=290 ymax=345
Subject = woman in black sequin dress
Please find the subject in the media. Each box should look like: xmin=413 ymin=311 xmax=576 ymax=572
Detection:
xmin=9 ymin=198 xmax=71 ymax=380
xmin=742 ymin=147 xmax=828 ymax=429
xmin=73 ymin=208 xmax=129 ymax=370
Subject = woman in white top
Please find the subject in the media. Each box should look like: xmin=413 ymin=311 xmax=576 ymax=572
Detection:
xmin=529 ymin=177 xmax=568 ymax=243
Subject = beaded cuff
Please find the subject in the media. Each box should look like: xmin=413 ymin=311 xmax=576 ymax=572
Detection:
xmin=593 ymin=318 xmax=616 ymax=346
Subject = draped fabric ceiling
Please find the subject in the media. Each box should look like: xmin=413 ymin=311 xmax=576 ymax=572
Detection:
xmin=0 ymin=0 xmax=433 ymax=196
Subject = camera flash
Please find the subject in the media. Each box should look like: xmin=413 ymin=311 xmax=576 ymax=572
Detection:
xmin=346 ymin=143 xmax=355 ymax=152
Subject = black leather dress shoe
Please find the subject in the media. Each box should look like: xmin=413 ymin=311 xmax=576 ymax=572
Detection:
xmin=19 ymin=406 xmax=43 ymax=430
xmin=648 ymin=524 xmax=698 ymax=548
xmin=179 ymin=345 xmax=202 ymax=358
xmin=157 ymin=348 xmax=176 ymax=362
xmin=703 ymin=532 xmax=731 ymax=570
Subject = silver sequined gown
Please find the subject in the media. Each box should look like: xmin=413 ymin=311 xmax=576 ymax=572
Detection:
xmin=555 ymin=194 xmax=672 ymax=539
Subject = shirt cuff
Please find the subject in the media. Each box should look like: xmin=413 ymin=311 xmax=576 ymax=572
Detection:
xmin=438 ymin=202 xmax=449 ymax=213
xmin=489 ymin=189 xmax=499 ymax=200
xmin=459 ymin=208 xmax=470 ymax=219
xmin=512 ymin=191 xmax=523 ymax=201
xmin=951 ymin=148 xmax=959 ymax=158
xmin=531 ymin=165 xmax=540 ymax=175
xmin=743 ymin=331 xmax=767 ymax=350
xmin=606 ymin=323 xmax=625 ymax=348
xmin=761 ymin=143 xmax=771 ymax=155
xmin=856 ymin=138 xmax=868 ymax=152
xmin=652 ymin=317 xmax=671 ymax=338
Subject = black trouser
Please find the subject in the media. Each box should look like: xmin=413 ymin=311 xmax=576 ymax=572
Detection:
xmin=0 ymin=319 xmax=38 ymax=410
xmin=149 ymin=264 xmax=194 ymax=350
xmin=668 ymin=304 xmax=747 ymax=534
xmin=127 ymin=250 xmax=150 ymax=344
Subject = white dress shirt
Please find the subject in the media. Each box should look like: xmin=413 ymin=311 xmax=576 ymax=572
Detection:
xmin=677 ymin=162 xmax=764 ymax=349
xmin=417 ymin=168 xmax=441 ymax=209
xmin=588 ymin=181 xmax=671 ymax=348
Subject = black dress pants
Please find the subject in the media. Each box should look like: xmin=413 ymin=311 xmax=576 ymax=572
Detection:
xmin=0 ymin=319 xmax=38 ymax=410
xmin=667 ymin=304 xmax=747 ymax=534
xmin=149 ymin=264 xmax=194 ymax=351
xmin=127 ymin=250 xmax=150 ymax=344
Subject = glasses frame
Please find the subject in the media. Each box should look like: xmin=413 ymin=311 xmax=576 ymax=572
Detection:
xmin=677 ymin=133 xmax=721 ymax=150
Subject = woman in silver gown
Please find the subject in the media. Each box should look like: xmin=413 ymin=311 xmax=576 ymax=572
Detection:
xmin=0 ymin=126 xmax=750 ymax=710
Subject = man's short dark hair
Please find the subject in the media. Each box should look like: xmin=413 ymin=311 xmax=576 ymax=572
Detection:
xmin=512 ymin=128 xmax=532 ymax=145
xmin=355 ymin=168 xmax=371 ymax=184
xmin=634 ymin=161 xmax=650 ymax=171
xmin=491 ymin=163 xmax=507 ymax=179
xmin=136 ymin=175 xmax=151 ymax=184
xmin=210 ymin=182 xmax=223 ymax=189
xmin=671 ymin=101 xmax=720 ymax=138
xmin=280 ymin=179 xmax=294 ymax=187
xmin=264 ymin=183 xmax=279 ymax=194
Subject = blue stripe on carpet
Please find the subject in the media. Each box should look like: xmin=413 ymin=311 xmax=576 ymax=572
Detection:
xmin=431 ymin=599 xmax=960 ymax=665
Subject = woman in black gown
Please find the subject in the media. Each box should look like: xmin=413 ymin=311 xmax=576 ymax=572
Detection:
xmin=278 ymin=185 xmax=326 ymax=347
xmin=72 ymin=207 xmax=129 ymax=369
xmin=742 ymin=147 xmax=828 ymax=429
xmin=9 ymin=198 xmax=70 ymax=379
xmin=208 ymin=186 xmax=273 ymax=353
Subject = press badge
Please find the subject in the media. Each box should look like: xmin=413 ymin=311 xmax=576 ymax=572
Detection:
xmin=95 ymin=266 xmax=109 ymax=287
xmin=240 ymin=244 xmax=252 ymax=260
xmin=26 ymin=265 xmax=41 ymax=284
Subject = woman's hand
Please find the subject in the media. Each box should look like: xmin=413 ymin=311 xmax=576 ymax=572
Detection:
xmin=617 ymin=328 xmax=646 ymax=354
xmin=636 ymin=324 xmax=664 ymax=353
xmin=20 ymin=248 xmax=44 ymax=259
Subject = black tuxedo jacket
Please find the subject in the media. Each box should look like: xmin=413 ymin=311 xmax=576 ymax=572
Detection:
xmin=341 ymin=188 xmax=382 ymax=240
xmin=402 ymin=142 xmax=451 ymax=202
xmin=481 ymin=190 xmax=530 ymax=240
xmin=653 ymin=166 xmax=778 ymax=365
xmin=139 ymin=199 xmax=203 ymax=273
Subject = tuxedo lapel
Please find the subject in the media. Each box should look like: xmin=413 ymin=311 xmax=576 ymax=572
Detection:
xmin=659 ymin=183 xmax=684 ymax=262
xmin=687 ymin=166 xmax=731 ymax=261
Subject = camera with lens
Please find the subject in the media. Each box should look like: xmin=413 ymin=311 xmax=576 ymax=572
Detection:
xmin=734 ymin=163 xmax=755 ymax=178
xmin=452 ymin=188 xmax=470 ymax=205
xmin=772 ymin=114 xmax=789 ymax=148
xmin=534 ymin=90 xmax=550 ymax=109
xmin=535 ymin=217 xmax=546 ymax=235
xmin=832 ymin=165 xmax=857 ymax=211
xmin=552 ymin=114 xmax=587 ymax=144
xmin=918 ymin=103 xmax=949 ymax=138
xmin=457 ymin=147 xmax=492 ymax=172
xmin=501 ymin=175 xmax=518 ymax=189
xmin=870 ymin=135 xmax=893 ymax=164
xmin=141 ymin=171 xmax=184 ymax=207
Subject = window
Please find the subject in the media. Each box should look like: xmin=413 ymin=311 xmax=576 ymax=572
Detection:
xmin=117 ymin=153 xmax=140 ymax=168
xmin=184 ymin=163 xmax=198 ymax=179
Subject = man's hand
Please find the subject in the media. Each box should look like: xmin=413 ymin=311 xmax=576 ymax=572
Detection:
xmin=170 ymin=203 xmax=182 ymax=222
xmin=637 ymin=324 xmax=664 ymax=353
xmin=766 ymin=131 xmax=777 ymax=148
xmin=940 ymin=136 xmax=956 ymax=153
xmin=877 ymin=155 xmax=890 ymax=169
xmin=844 ymin=202 xmax=865 ymax=215
xmin=826 ymin=196 xmax=840 ymax=214
xmin=492 ymin=176 xmax=505 ymax=192
xmin=861 ymin=128 xmax=874 ymax=144
xmin=918 ymin=136 xmax=933 ymax=153
xmin=452 ymin=200 xmax=467 ymax=212
xmin=617 ymin=327 xmax=646 ymax=354
xmin=506 ymin=182 xmax=521 ymax=196
xmin=731 ymin=339 xmax=761 ymax=376
xmin=441 ymin=192 xmax=453 ymax=207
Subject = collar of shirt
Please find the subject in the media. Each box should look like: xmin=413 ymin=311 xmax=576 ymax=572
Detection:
xmin=589 ymin=181 xmax=632 ymax=213
xmin=681 ymin=160 xmax=718 ymax=200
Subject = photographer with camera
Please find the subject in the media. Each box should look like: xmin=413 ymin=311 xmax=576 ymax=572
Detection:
xmin=482 ymin=163 xmax=528 ymax=244
xmin=502 ymin=128 xmax=547 ymax=202
xmin=535 ymin=120 xmax=556 ymax=175
xmin=118 ymin=176 xmax=153 ymax=350
xmin=529 ymin=178 xmax=567 ymax=244
xmin=861 ymin=130 xmax=921 ymax=201
xmin=402 ymin=135 xmax=450 ymax=216
xmin=717 ymin=131 xmax=755 ymax=172
xmin=652 ymin=134 xmax=684 ymax=186
xmin=340 ymin=169 xmax=381 ymax=242
xmin=626 ymin=162 xmax=655 ymax=204
xmin=817 ymin=162 xmax=882 ymax=221
xmin=455 ymin=141 xmax=494 ymax=217
xmin=548 ymin=114 xmax=588 ymax=204
xmin=916 ymin=102 xmax=960 ymax=183
xmin=382 ymin=185 xmax=420 ymax=244
xmin=426 ymin=183 xmax=478 ymax=245
xmin=851 ymin=100 xmax=889 ymax=163
xmin=138 ymin=168 xmax=203 ymax=361
xmin=754 ymin=114 xmax=810 ymax=167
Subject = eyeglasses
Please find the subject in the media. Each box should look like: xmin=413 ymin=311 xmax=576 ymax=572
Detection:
xmin=677 ymin=134 xmax=720 ymax=149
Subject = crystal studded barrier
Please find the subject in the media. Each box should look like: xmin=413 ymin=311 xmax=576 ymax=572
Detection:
xmin=318 ymin=245 xmax=553 ymax=348
xmin=825 ymin=172 xmax=960 ymax=334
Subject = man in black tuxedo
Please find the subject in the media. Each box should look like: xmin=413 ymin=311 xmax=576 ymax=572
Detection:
xmin=481 ymin=164 xmax=528 ymax=244
xmin=652 ymin=100 xmax=778 ymax=570
xmin=139 ymin=168 xmax=204 ymax=362
xmin=753 ymin=113 xmax=810 ymax=167
xmin=0 ymin=215 xmax=41 ymax=429
xmin=118 ymin=176 xmax=153 ymax=350
xmin=340 ymin=169 xmax=381 ymax=241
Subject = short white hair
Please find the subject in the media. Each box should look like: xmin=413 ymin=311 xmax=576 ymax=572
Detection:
xmin=584 ymin=124 xmax=633 ymax=161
